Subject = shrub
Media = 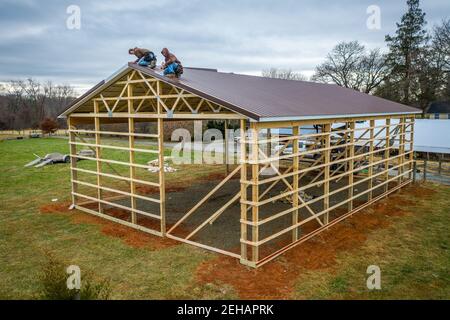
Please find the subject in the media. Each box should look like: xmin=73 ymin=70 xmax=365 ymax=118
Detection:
xmin=38 ymin=253 xmax=111 ymax=300
xmin=39 ymin=117 xmax=58 ymax=135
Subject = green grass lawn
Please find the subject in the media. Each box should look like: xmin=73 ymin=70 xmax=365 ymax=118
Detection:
xmin=0 ymin=137 xmax=449 ymax=299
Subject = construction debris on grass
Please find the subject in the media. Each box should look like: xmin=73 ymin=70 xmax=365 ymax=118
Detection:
xmin=147 ymin=157 xmax=178 ymax=173
xmin=25 ymin=149 xmax=95 ymax=168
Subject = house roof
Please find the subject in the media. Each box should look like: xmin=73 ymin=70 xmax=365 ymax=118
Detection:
xmin=60 ymin=63 xmax=421 ymax=121
xmin=426 ymin=101 xmax=450 ymax=114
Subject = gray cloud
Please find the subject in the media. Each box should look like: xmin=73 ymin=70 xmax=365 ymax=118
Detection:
xmin=0 ymin=0 xmax=448 ymax=93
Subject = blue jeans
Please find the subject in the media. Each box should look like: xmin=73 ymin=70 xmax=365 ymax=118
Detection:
xmin=138 ymin=56 xmax=149 ymax=66
xmin=164 ymin=62 xmax=179 ymax=75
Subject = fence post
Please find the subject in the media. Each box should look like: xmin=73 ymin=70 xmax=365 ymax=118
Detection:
xmin=413 ymin=161 xmax=417 ymax=183
xmin=423 ymin=154 xmax=428 ymax=182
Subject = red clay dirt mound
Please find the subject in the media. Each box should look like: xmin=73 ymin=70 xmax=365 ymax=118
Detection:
xmin=40 ymin=201 xmax=73 ymax=214
xmin=40 ymin=203 xmax=179 ymax=250
xmin=195 ymin=185 xmax=434 ymax=299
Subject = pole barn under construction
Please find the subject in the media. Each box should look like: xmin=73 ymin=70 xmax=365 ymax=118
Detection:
xmin=59 ymin=63 xmax=421 ymax=268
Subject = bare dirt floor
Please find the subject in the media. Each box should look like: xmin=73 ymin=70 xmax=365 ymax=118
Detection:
xmin=76 ymin=165 xmax=408 ymax=259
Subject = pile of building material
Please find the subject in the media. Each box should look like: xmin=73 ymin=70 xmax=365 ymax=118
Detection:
xmin=25 ymin=149 xmax=95 ymax=168
xmin=147 ymin=157 xmax=178 ymax=173
xmin=25 ymin=153 xmax=70 ymax=168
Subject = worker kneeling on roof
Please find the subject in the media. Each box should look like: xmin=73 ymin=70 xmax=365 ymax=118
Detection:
xmin=129 ymin=47 xmax=157 ymax=68
xmin=161 ymin=48 xmax=183 ymax=78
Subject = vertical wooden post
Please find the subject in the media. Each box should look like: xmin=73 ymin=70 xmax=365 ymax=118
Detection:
xmin=368 ymin=119 xmax=375 ymax=201
xmin=158 ymin=118 xmax=166 ymax=235
xmin=348 ymin=121 xmax=355 ymax=212
xmin=239 ymin=119 xmax=248 ymax=263
xmin=157 ymin=80 xmax=166 ymax=236
xmin=409 ymin=117 xmax=415 ymax=181
xmin=384 ymin=118 xmax=391 ymax=193
xmin=127 ymin=80 xmax=136 ymax=224
xmin=250 ymin=122 xmax=259 ymax=263
xmin=68 ymin=116 xmax=78 ymax=207
xmin=344 ymin=122 xmax=349 ymax=172
xmin=323 ymin=124 xmax=331 ymax=224
xmin=94 ymin=101 xmax=103 ymax=213
xmin=438 ymin=154 xmax=442 ymax=175
xmin=224 ymin=119 xmax=230 ymax=175
xmin=399 ymin=117 xmax=406 ymax=184
xmin=424 ymin=152 xmax=429 ymax=182
xmin=292 ymin=125 xmax=299 ymax=241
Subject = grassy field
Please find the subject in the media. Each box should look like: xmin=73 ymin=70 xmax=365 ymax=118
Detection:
xmin=0 ymin=137 xmax=449 ymax=299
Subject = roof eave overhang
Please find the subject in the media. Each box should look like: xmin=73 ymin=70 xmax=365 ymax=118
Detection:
xmin=58 ymin=64 xmax=132 ymax=119
xmin=257 ymin=110 xmax=422 ymax=123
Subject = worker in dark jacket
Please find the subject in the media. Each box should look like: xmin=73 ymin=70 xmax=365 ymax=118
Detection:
xmin=160 ymin=48 xmax=183 ymax=78
xmin=129 ymin=47 xmax=157 ymax=68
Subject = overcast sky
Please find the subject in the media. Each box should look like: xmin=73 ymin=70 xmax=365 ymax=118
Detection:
xmin=0 ymin=0 xmax=448 ymax=94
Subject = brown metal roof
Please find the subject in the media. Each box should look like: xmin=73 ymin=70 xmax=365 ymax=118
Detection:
xmin=132 ymin=64 xmax=420 ymax=120
xmin=60 ymin=63 xmax=421 ymax=120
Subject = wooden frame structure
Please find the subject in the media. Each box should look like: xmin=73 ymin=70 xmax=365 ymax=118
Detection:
xmin=60 ymin=65 xmax=418 ymax=268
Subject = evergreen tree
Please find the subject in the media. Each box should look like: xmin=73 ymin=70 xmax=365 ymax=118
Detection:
xmin=385 ymin=0 xmax=429 ymax=106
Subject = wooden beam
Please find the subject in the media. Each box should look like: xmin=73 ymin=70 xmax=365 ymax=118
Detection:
xmin=240 ymin=119 xmax=248 ymax=262
xmin=158 ymin=79 xmax=166 ymax=236
xmin=385 ymin=118 xmax=391 ymax=192
xmin=409 ymin=117 xmax=415 ymax=180
xmin=128 ymin=81 xmax=137 ymax=224
xmin=224 ymin=119 xmax=230 ymax=175
xmin=69 ymin=112 xmax=244 ymax=120
xmin=323 ymin=124 xmax=331 ymax=225
xmin=74 ymin=204 xmax=162 ymax=237
xmin=167 ymin=165 xmax=241 ymax=234
xmin=399 ymin=117 xmax=406 ymax=185
xmin=250 ymin=122 xmax=259 ymax=262
xmin=348 ymin=121 xmax=355 ymax=211
xmin=94 ymin=101 xmax=103 ymax=213
xmin=368 ymin=119 xmax=375 ymax=201
xmin=185 ymin=192 xmax=240 ymax=240
xmin=292 ymin=125 xmax=299 ymax=241
xmin=68 ymin=117 xmax=78 ymax=207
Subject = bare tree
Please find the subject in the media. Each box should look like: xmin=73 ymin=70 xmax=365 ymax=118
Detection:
xmin=262 ymin=68 xmax=307 ymax=81
xmin=432 ymin=18 xmax=450 ymax=71
xmin=53 ymin=84 xmax=75 ymax=114
xmin=361 ymin=48 xmax=389 ymax=94
xmin=312 ymin=41 xmax=387 ymax=94
xmin=431 ymin=19 xmax=450 ymax=101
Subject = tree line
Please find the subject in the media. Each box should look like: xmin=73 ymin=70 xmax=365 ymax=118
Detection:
xmin=0 ymin=79 xmax=75 ymax=131
xmin=264 ymin=0 xmax=450 ymax=112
